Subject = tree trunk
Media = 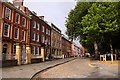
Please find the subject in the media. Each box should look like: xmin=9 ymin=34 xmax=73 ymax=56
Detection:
xmin=94 ymin=41 xmax=98 ymax=59
xmin=110 ymin=39 xmax=113 ymax=54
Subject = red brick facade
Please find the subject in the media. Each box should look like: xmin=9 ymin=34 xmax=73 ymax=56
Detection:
xmin=1 ymin=2 xmax=30 ymax=66
xmin=62 ymin=35 xmax=72 ymax=58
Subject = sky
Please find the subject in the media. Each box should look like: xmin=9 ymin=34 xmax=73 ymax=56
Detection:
xmin=8 ymin=0 xmax=80 ymax=46
xmin=23 ymin=0 xmax=76 ymax=35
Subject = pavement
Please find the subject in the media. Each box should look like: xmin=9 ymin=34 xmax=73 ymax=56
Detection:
xmin=1 ymin=57 xmax=119 ymax=79
xmin=2 ymin=57 xmax=76 ymax=79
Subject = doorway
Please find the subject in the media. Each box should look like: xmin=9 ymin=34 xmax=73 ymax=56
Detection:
xmin=2 ymin=44 xmax=7 ymax=61
xmin=21 ymin=45 xmax=26 ymax=64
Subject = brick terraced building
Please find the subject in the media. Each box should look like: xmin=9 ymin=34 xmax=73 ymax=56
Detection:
xmin=30 ymin=11 xmax=51 ymax=62
xmin=50 ymin=23 xmax=62 ymax=59
xmin=62 ymin=35 xmax=72 ymax=58
xmin=1 ymin=1 xmax=31 ymax=67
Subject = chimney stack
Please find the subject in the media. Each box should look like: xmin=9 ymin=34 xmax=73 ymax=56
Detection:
xmin=13 ymin=0 xmax=24 ymax=6
xmin=38 ymin=16 xmax=44 ymax=20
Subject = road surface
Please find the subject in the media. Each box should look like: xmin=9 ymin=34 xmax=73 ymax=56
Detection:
xmin=32 ymin=58 xmax=119 ymax=79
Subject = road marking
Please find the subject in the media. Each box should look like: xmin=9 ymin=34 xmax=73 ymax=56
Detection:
xmin=88 ymin=63 xmax=97 ymax=68
xmin=88 ymin=58 xmax=97 ymax=68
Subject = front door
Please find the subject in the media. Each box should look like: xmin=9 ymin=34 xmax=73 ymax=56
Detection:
xmin=21 ymin=45 xmax=26 ymax=64
xmin=2 ymin=44 xmax=7 ymax=61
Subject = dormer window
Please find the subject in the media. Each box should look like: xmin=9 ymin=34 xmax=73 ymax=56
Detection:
xmin=5 ymin=7 xmax=11 ymax=20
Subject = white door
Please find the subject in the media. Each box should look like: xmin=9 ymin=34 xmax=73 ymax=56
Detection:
xmin=21 ymin=45 xmax=26 ymax=64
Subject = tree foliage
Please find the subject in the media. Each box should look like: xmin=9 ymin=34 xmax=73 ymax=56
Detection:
xmin=65 ymin=2 xmax=92 ymax=41
xmin=65 ymin=2 xmax=120 ymax=54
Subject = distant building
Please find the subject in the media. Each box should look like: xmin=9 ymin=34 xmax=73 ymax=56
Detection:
xmin=62 ymin=35 xmax=72 ymax=58
xmin=50 ymin=23 xmax=62 ymax=59
xmin=74 ymin=44 xmax=81 ymax=57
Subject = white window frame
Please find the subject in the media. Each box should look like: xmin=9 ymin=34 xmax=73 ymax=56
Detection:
xmin=47 ymin=29 xmax=48 ymax=34
xmin=37 ymin=34 xmax=39 ymax=42
xmin=34 ymin=46 xmax=36 ymax=55
xmin=42 ymin=26 xmax=44 ymax=32
xmin=37 ymin=47 xmax=40 ymax=55
xmin=5 ymin=7 xmax=11 ymax=20
xmin=14 ymin=27 xmax=19 ymax=39
xmin=48 ymin=39 xmax=50 ymax=45
xmin=33 ymin=21 xmax=36 ymax=28
xmin=32 ymin=33 xmax=36 ymax=41
xmin=33 ymin=46 xmax=36 ymax=55
xmin=45 ymin=38 xmax=48 ymax=44
xmin=3 ymin=23 xmax=10 ymax=37
xmin=37 ymin=23 xmax=40 ymax=30
xmin=46 ymin=28 xmax=48 ymax=34
xmin=32 ymin=46 xmax=36 ymax=55
xmin=22 ymin=17 xmax=26 ymax=27
xmin=15 ymin=13 xmax=20 ymax=24
xmin=21 ymin=30 xmax=25 ymax=41
xmin=48 ymin=30 xmax=50 ymax=35
xmin=41 ymin=35 xmax=45 ymax=43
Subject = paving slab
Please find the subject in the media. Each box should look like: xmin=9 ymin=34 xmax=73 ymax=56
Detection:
xmin=2 ymin=58 xmax=76 ymax=79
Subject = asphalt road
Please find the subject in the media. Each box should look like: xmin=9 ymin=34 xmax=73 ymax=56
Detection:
xmin=32 ymin=58 xmax=119 ymax=79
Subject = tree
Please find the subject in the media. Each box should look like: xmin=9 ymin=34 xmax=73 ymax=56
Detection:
xmin=81 ymin=2 xmax=119 ymax=55
xmin=65 ymin=2 xmax=120 ymax=58
xmin=65 ymin=2 xmax=92 ymax=41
